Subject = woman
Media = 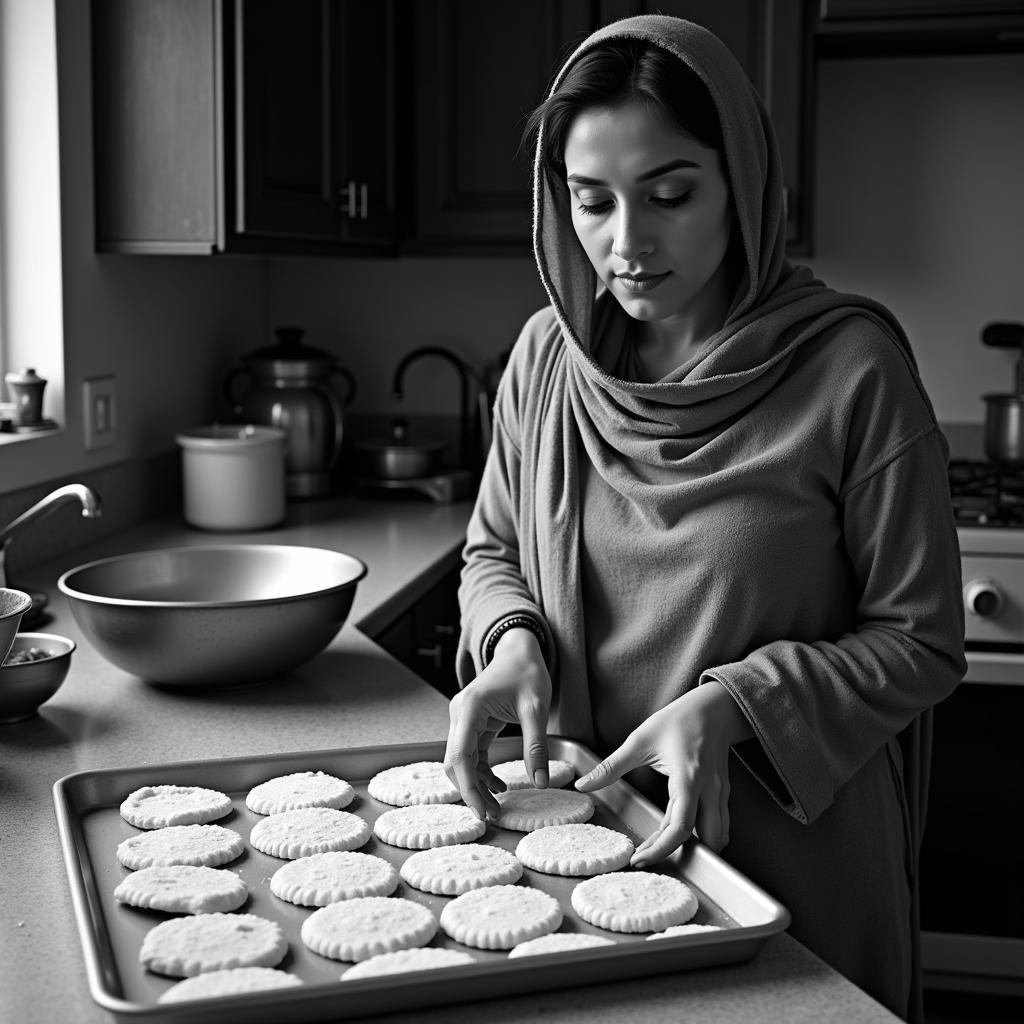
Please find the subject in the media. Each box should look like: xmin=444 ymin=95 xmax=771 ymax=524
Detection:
xmin=443 ymin=15 xmax=965 ymax=1022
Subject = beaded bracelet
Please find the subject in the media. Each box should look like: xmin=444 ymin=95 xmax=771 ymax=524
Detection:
xmin=483 ymin=614 xmax=548 ymax=665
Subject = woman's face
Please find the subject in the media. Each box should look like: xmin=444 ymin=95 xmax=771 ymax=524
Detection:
xmin=563 ymin=99 xmax=735 ymax=326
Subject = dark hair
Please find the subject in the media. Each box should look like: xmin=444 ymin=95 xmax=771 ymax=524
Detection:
xmin=524 ymin=38 xmax=725 ymax=191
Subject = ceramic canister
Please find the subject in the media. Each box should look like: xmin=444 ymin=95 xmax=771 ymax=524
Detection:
xmin=176 ymin=425 xmax=287 ymax=531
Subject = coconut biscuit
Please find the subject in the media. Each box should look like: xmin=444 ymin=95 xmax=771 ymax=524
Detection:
xmin=508 ymin=932 xmax=616 ymax=958
xmin=373 ymin=804 xmax=486 ymax=849
xmin=491 ymin=759 xmax=575 ymax=791
xmin=439 ymin=884 xmax=562 ymax=950
xmin=514 ymin=823 xmax=634 ymax=876
xmin=119 ymin=785 xmax=232 ymax=830
xmin=270 ymin=851 xmax=398 ymax=907
xmin=245 ymin=771 xmax=354 ymax=815
xmin=116 ymin=824 xmax=244 ymax=870
xmin=301 ymin=896 xmax=438 ymax=962
xmin=114 ymin=865 xmax=248 ymax=915
xmin=367 ymin=761 xmax=461 ymax=806
xmin=571 ymin=871 xmax=699 ymax=933
xmin=249 ymin=806 xmax=370 ymax=859
xmin=341 ymin=947 xmax=476 ymax=980
xmin=493 ymin=788 xmax=594 ymax=831
xmin=400 ymin=843 xmax=523 ymax=896
xmin=159 ymin=967 xmax=303 ymax=1003
xmin=140 ymin=913 xmax=287 ymax=977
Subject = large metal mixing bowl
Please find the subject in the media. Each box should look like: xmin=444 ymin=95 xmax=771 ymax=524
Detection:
xmin=57 ymin=545 xmax=367 ymax=687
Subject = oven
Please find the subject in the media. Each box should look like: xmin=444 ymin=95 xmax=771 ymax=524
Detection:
xmin=919 ymin=460 xmax=1024 ymax=998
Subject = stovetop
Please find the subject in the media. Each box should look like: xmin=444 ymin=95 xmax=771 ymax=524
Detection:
xmin=949 ymin=460 xmax=1024 ymax=528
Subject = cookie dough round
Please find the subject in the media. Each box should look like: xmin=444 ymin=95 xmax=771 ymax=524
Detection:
xmin=250 ymin=807 xmax=370 ymax=859
xmin=120 ymin=786 xmax=232 ymax=830
xmin=245 ymin=771 xmax=354 ymax=815
xmin=439 ymin=884 xmax=562 ymax=950
xmin=140 ymin=913 xmax=287 ymax=977
xmin=270 ymin=851 xmax=399 ymax=907
xmin=159 ymin=967 xmax=302 ymax=1003
xmin=116 ymin=824 xmax=244 ymax=870
xmin=514 ymin=823 xmax=633 ymax=876
xmin=647 ymin=923 xmax=723 ymax=940
xmin=341 ymin=947 xmax=476 ymax=979
xmin=114 ymin=865 xmax=248 ymax=915
xmin=367 ymin=762 xmax=461 ymax=806
xmin=400 ymin=843 xmax=523 ymax=895
xmin=373 ymin=804 xmax=486 ymax=849
xmin=508 ymin=932 xmax=616 ymax=958
xmin=301 ymin=897 xmax=438 ymax=962
xmin=571 ymin=871 xmax=699 ymax=933
xmin=493 ymin=788 xmax=594 ymax=831
xmin=491 ymin=759 xmax=575 ymax=791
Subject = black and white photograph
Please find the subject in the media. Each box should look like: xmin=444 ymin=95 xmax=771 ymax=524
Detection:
xmin=1 ymin=3 xmax=1022 ymax=1023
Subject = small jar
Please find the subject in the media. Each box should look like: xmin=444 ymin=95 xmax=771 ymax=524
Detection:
xmin=175 ymin=425 xmax=287 ymax=531
xmin=4 ymin=367 xmax=46 ymax=426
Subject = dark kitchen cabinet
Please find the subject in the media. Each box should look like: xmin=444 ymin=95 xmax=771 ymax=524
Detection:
xmin=374 ymin=564 xmax=463 ymax=699
xmin=815 ymin=0 xmax=1024 ymax=55
xmin=410 ymin=0 xmax=815 ymax=255
xmin=409 ymin=0 xmax=593 ymax=254
xmin=595 ymin=1 xmax=816 ymax=254
xmin=92 ymin=0 xmax=405 ymax=254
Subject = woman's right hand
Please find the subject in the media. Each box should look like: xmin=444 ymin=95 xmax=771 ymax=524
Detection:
xmin=443 ymin=627 xmax=552 ymax=820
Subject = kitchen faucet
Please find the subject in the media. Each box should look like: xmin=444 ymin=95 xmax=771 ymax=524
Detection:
xmin=391 ymin=346 xmax=487 ymax=475
xmin=0 ymin=483 xmax=102 ymax=587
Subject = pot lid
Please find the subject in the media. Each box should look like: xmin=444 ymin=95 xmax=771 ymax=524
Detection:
xmin=176 ymin=424 xmax=287 ymax=449
xmin=243 ymin=327 xmax=337 ymax=369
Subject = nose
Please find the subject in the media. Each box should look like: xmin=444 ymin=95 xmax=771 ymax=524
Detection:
xmin=611 ymin=205 xmax=653 ymax=262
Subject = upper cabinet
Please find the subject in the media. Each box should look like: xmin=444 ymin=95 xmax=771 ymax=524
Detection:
xmin=91 ymin=0 xmax=815 ymax=256
xmin=92 ymin=0 xmax=404 ymax=254
xmin=815 ymin=0 xmax=1024 ymax=54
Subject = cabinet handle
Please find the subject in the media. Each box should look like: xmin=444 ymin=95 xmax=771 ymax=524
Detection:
xmin=339 ymin=181 xmax=357 ymax=217
xmin=434 ymin=624 xmax=456 ymax=637
xmin=359 ymin=182 xmax=368 ymax=220
xmin=416 ymin=644 xmax=444 ymax=670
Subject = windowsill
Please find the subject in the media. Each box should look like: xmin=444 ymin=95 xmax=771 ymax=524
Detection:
xmin=0 ymin=424 xmax=63 ymax=445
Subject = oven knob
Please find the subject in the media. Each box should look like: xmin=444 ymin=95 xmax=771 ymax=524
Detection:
xmin=963 ymin=578 xmax=1003 ymax=618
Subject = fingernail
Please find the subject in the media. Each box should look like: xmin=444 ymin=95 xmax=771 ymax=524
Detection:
xmin=575 ymin=774 xmax=591 ymax=790
xmin=533 ymin=769 xmax=549 ymax=789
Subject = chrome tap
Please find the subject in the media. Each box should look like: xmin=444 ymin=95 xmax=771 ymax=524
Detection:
xmin=0 ymin=484 xmax=102 ymax=587
xmin=391 ymin=346 xmax=486 ymax=475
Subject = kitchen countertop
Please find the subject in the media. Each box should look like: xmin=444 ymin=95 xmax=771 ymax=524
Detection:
xmin=0 ymin=494 xmax=900 ymax=1024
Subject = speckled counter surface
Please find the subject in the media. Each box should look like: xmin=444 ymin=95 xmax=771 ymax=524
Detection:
xmin=0 ymin=494 xmax=899 ymax=1024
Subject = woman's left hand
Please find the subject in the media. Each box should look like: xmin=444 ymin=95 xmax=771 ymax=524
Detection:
xmin=574 ymin=681 xmax=754 ymax=866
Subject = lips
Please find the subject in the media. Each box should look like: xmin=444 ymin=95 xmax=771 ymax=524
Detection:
xmin=615 ymin=271 xmax=670 ymax=293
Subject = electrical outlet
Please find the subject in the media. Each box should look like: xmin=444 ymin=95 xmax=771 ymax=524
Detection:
xmin=83 ymin=375 xmax=117 ymax=450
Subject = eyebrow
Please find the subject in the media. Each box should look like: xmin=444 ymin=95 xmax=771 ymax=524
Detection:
xmin=566 ymin=158 xmax=701 ymax=186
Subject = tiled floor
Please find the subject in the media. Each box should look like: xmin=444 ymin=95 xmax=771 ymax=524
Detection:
xmin=923 ymin=989 xmax=1024 ymax=1023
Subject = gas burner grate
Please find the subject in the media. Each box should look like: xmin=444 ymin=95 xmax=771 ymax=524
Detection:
xmin=949 ymin=460 xmax=1024 ymax=527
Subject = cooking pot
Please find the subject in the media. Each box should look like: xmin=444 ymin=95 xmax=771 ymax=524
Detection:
xmin=224 ymin=327 xmax=356 ymax=497
xmin=981 ymin=322 xmax=1024 ymax=465
xmin=353 ymin=418 xmax=446 ymax=480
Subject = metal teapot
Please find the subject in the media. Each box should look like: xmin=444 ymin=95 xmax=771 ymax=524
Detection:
xmin=224 ymin=326 xmax=356 ymax=498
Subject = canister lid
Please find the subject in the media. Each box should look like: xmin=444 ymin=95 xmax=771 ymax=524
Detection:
xmin=242 ymin=326 xmax=337 ymax=373
xmin=176 ymin=424 xmax=287 ymax=450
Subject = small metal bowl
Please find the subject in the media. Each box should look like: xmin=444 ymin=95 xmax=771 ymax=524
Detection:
xmin=353 ymin=418 xmax=446 ymax=480
xmin=0 ymin=631 xmax=75 ymax=723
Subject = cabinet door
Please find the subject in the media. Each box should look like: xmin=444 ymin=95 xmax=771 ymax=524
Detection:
xmin=233 ymin=0 xmax=400 ymax=246
xmin=92 ymin=0 xmax=224 ymax=254
xmin=411 ymin=0 xmax=593 ymax=252
xmin=596 ymin=0 xmax=814 ymax=254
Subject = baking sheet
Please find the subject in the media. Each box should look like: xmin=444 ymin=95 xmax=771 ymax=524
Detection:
xmin=54 ymin=736 xmax=790 ymax=1023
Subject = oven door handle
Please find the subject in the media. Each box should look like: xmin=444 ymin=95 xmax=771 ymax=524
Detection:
xmin=964 ymin=649 xmax=1024 ymax=686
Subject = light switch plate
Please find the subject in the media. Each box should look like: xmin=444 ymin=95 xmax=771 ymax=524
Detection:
xmin=83 ymin=375 xmax=117 ymax=450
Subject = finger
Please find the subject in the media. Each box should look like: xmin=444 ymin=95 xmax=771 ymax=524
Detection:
xmin=631 ymin=785 xmax=695 ymax=868
xmin=695 ymin=772 xmax=731 ymax=853
xmin=574 ymin=738 xmax=641 ymax=793
xmin=443 ymin=709 xmax=488 ymax=819
xmin=518 ymin=699 xmax=550 ymax=789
